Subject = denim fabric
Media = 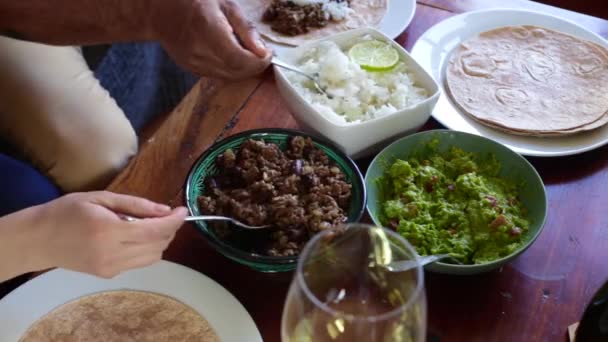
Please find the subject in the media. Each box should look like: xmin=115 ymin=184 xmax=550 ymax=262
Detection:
xmin=0 ymin=154 xmax=61 ymax=216
xmin=91 ymin=42 xmax=198 ymax=133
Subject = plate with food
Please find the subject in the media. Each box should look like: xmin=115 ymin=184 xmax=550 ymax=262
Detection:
xmin=411 ymin=9 xmax=608 ymax=157
xmin=0 ymin=261 xmax=262 ymax=342
xmin=185 ymin=128 xmax=366 ymax=272
xmin=235 ymin=0 xmax=415 ymax=47
xmin=365 ymin=130 xmax=548 ymax=275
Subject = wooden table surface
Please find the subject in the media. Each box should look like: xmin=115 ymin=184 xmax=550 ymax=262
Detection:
xmin=103 ymin=1 xmax=608 ymax=341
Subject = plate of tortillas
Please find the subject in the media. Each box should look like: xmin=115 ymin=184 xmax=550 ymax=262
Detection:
xmin=236 ymin=0 xmax=415 ymax=48
xmin=411 ymin=9 xmax=608 ymax=156
xmin=0 ymin=261 xmax=262 ymax=342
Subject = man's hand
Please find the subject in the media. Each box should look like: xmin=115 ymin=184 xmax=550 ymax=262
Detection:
xmin=0 ymin=0 xmax=272 ymax=80
xmin=21 ymin=192 xmax=187 ymax=279
xmin=150 ymin=0 xmax=272 ymax=79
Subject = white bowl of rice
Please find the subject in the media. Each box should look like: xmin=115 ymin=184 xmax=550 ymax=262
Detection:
xmin=274 ymin=27 xmax=440 ymax=158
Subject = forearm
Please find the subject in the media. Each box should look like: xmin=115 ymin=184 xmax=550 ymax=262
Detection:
xmin=0 ymin=0 xmax=153 ymax=45
xmin=0 ymin=206 xmax=46 ymax=282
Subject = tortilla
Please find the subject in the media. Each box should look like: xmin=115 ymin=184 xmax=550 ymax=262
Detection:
xmin=19 ymin=290 xmax=220 ymax=342
xmin=235 ymin=0 xmax=387 ymax=46
xmin=446 ymin=25 xmax=608 ymax=136
xmin=474 ymin=110 xmax=608 ymax=137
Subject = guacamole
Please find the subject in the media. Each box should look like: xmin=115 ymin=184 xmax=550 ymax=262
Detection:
xmin=378 ymin=144 xmax=530 ymax=264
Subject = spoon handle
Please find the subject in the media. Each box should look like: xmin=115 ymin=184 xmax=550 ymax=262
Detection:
xmin=119 ymin=214 xmax=230 ymax=223
xmin=418 ymin=254 xmax=453 ymax=265
xmin=184 ymin=215 xmax=233 ymax=222
xmin=271 ymin=57 xmax=316 ymax=81
xmin=385 ymin=254 xmax=453 ymax=272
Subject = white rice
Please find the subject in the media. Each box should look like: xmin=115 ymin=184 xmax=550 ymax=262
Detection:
xmin=287 ymin=39 xmax=429 ymax=124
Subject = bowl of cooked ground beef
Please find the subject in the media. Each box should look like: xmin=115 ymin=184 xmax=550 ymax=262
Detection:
xmin=185 ymin=128 xmax=366 ymax=272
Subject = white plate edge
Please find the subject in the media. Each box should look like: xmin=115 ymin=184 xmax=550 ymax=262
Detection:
xmin=411 ymin=8 xmax=608 ymax=157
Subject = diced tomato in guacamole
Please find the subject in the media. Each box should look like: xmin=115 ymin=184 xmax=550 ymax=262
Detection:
xmin=377 ymin=144 xmax=529 ymax=264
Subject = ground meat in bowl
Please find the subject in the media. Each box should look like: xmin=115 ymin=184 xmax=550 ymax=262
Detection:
xmin=198 ymin=136 xmax=352 ymax=257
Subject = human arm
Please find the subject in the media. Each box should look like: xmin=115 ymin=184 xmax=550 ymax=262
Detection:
xmin=0 ymin=191 xmax=187 ymax=282
xmin=0 ymin=0 xmax=271 ymax=79
xmin=0 ymin=0 xmax=152 ymax=44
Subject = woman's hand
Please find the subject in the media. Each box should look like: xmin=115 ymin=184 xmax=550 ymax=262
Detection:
xmin=0 ymin=191 xmax=187 ymax=281
xmin=151 ymin=0 xmax=272 ymax=79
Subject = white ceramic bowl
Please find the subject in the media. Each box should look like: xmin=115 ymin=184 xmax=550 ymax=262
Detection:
xmin=274 ymin=27 xmax=440 ymax=159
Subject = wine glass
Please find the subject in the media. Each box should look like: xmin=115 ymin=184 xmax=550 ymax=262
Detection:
xmin=281 ymin=223 xmax=426 ymax=342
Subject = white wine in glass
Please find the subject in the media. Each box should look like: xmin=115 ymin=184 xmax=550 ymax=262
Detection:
xmin=282 ymin=223 xmax=426 ymax=342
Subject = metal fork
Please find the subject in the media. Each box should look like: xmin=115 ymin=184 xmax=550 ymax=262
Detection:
xmin=119 ymin=214 xmax=272 ymax=230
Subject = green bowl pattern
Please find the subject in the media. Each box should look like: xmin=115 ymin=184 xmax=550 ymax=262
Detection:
xmin=185 ymin=129 xmax=366 ymax=272
xmin=365 ymin=130 xmax=548 ymax=275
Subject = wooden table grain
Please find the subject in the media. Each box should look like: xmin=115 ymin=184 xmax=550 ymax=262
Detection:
xmin=104 ymin=1 xmax=608 ymax=341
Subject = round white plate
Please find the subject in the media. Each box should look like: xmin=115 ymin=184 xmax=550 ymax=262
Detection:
xmin=0 ymin=261 xmax=262 ymax=342
xmin=379 ymin=0 xmax=416 ymax=40
xmin=271 ymin=0 xmax=416 ymax=54
xmin=411 ymin=9 xmax=608 ymax=157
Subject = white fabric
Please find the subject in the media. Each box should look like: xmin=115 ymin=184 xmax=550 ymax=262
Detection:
xmin=0 ymin=37 xmax=137 ymax=191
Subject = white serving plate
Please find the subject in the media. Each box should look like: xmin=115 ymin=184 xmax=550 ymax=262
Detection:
xmin=411 ymin=8 xmax=608 ymax=157
xmin=0 ymin=260 xmax=262 ymax=342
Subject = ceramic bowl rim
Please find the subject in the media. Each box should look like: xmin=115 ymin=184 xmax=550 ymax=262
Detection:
xmin=273 ymin=27 xmax=441 ymax=129
xmin=364 ymin=129 xmax=548 ymax=271
xmin=184 ymin=128 xmax=367 ymax=268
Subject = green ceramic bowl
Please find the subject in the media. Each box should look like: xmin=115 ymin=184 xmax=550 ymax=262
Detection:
xmin=365 ymin=130 xmax=547 ymax=275
xmin=185 ymin=128 xmax=366 ymax=272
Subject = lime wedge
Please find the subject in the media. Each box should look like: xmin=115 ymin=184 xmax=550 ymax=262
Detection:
xmin=348 ymin=40 xmax=400 ymax=71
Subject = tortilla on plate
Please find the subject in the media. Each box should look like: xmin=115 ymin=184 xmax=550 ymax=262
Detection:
xmin=446 ymin=25 xmax=608 ymax=136
xmin=19 ymin=290 xmax=220 ymax=342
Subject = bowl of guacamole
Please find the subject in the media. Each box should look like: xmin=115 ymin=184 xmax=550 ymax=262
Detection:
xmin=365 ymin=130 xmax=547 ymax=275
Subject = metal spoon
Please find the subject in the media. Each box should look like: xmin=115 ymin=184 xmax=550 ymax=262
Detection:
xmin=384 ymin=254 xmax=462 ymax=272
xmin=119 ymin=214 xmax=271 ymax=230
xmin=271 ymin=57 xmax=333 ymax=99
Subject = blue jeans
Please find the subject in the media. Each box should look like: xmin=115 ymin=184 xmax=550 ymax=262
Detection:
xmin=92 ymin=42 xmax=198 ymax=132
xmin=0 ymin=43 xmax=197 ymax=215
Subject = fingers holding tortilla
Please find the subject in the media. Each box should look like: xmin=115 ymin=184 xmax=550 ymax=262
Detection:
xmin=205 ymin=7 xmax=270 ymax=78
xmin=222 ymin=0 xmax=270 ymax=58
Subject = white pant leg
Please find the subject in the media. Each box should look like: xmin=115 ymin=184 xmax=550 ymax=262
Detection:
xmin=0 ymin=38 xmax=137 ymax=191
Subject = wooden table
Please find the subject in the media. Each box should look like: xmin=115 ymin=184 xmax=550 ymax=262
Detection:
xmin=106 ymin=1 xmax=608 ymax=341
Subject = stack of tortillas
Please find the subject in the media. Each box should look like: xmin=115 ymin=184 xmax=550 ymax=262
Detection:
xmin=19 ymin=290 xmax=220 ymax=342
xmin=446 ymin=25 xmax=608 ymax=136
